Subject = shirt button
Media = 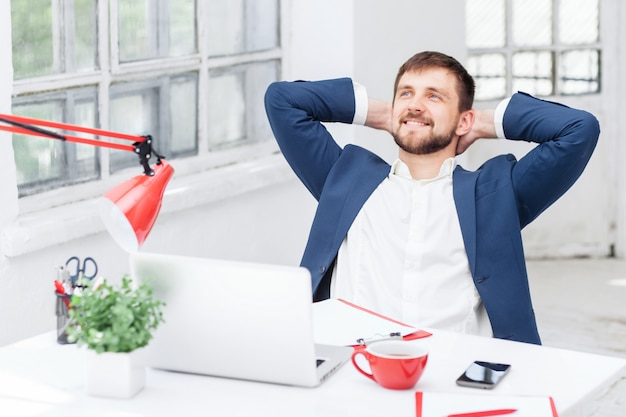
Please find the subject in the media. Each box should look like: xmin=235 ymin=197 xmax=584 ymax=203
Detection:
xmin=319 ymin=266 xmax=326 ymax=273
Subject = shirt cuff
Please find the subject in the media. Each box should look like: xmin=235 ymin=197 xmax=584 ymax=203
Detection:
xmin=494 ymin=97 xmax=511 ymax=139
xmin=352 ymin=81 xmax=369 ymax=125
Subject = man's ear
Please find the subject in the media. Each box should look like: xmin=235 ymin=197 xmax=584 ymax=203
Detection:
xmin=455 ymin=110 xmax=475 ymax=136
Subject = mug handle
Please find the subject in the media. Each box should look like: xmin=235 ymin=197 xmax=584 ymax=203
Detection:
xmin=351 ymin=348 xmax=376 ymax=382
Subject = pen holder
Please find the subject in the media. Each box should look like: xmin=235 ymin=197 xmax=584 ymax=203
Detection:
xmin=55 ymin=292 xmax=74 ymax=345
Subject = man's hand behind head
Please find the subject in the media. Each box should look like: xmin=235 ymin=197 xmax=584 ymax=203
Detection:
xmin=456 ymin=109 xmax=496 ymax=155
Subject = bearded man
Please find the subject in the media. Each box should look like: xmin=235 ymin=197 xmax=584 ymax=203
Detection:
xmin=264 ymin=51 xmax=599 ymax=345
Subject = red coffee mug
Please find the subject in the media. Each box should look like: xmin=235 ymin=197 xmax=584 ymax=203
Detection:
xmin=351 ymin=340 xmax=428 ymax=390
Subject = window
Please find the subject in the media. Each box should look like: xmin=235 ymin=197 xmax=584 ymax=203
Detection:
xmin=466 ymin=0 xmax=600 ymax=101
xmin=11 ymin=0 xmax=281 ymax=196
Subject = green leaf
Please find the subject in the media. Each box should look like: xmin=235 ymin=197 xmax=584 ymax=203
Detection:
xmin=67 ymin=275 xmax=165 ymax=353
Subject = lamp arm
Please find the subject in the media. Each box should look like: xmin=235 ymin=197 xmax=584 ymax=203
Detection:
xmin=0 ymin=123 xmax=135 ymax=152
xmin=0 ymin=115 xmax=67 ymax=141
xmin=0 ymin=113 xmax=143 ymax=142
xmin=0 ymin=113 xmax=166 ymax=170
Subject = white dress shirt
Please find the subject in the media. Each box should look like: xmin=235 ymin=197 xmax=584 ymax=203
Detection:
xmin=329 ymin=83 xmax=507 ymax=337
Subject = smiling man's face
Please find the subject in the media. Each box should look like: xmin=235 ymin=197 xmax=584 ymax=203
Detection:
xmin=391 ymin=67 xmax=464 ymax=155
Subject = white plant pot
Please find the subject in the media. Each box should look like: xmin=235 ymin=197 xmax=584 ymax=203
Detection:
xmin=85 ymin=347 xmax=147 ymax=399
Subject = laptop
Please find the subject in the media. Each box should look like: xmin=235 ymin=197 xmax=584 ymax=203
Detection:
xmin=129 ymin=252 xmax=352 ymax=387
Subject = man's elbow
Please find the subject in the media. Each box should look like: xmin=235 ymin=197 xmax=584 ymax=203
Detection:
xmin=264 ymin=81 xmax=284 ymax=111
xmin=575 ymin=110 xmax=601 ymax=152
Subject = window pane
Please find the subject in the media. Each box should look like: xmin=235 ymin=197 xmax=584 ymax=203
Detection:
xmin=12 ymin=0 xmax=97 ymax=78
xmin=118 ymin=0 xmax=158 ymax=62
xmin=12 ymin=0 xmax=57 ymax=78
xmin=73 ymin=0 xmax=98 ymax=70
xmin=467 ymin=54 xmax=507 ymax=101
xmin=73 ymin=100 xmax=99 ymax=174
xmin=109 ymin=87 xmax=160 ymax=172
xmin=207 ymin=61 xmax=278 ymax=149
xmin=560 ymin=49 xmax=600 ymax=95
xmin=169 ymin=0 xmax=197 ymax=56
xmin=512 ymin=51 xmax=554 ymax=96
xmin=12 ymin=102 xmax=65 ymax=188
xmin=12 ymin=89 xmax=99 ymax=195
xmin=208 ymin=0 xmax=244 ymax=56
xmin=512 ymin=0 xmax=552 ymax=46
xmin=247 ymin=61 xmax=279 ymax=142
xmin=246 ymin=0 xmax=279 ymax=52
xmin=119 ymin=0 xmax=195 ymax=62
xmin=170 ymin=75 xmax=198 ymax=155
xmin=207 ymin=71 xmax=245 ymax=148
xmin=208 ymin=0 xmax=279 ymax=56
xmin=466 ymin=0 xmax=505 ymax=48
xmin=559 ymin=0 xmax=599 ymax=44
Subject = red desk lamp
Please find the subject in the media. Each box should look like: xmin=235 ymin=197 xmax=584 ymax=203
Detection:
xmin=0 ymin=113 xmax=174 ymax=252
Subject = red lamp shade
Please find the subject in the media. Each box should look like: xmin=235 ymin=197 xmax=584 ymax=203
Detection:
xmin=98 ymin=161 xmax=174 ymax=252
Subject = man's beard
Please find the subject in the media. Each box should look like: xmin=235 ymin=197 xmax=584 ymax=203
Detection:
xmin=393 ymin=127 xmax=456 ymax=155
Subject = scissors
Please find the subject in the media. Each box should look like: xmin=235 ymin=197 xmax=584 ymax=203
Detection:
xmin=65 ymin=256 xmax=98 ymax=284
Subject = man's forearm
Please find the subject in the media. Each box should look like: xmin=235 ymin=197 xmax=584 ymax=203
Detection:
xmin=364 ymin=98 xmax=392 ymax=133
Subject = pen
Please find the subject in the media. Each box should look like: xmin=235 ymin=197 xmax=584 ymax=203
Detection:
xmin=54 ymin=280 xmax=70 ymax=308
xmin=447 ymin=409 xmax=517 ymax=417
xmin=356 ymin=332 xmax=403 ymax=346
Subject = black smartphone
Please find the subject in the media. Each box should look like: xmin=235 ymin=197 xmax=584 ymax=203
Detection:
xmin=455 ymin=361 xmax=511 ymax=389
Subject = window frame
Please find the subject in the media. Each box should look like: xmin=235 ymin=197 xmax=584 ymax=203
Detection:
xmin=466 ymin=0 xmax=602 ymax=101
xmin=11 ymin=0 xmax=283 ymax=207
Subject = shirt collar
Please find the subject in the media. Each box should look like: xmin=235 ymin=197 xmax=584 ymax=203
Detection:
xmin=390 ymin=157 xmax=457 ymax=181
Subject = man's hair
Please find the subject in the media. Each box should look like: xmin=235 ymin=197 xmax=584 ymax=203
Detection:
xmin=394 ymin=51 xmax=475 ymax=112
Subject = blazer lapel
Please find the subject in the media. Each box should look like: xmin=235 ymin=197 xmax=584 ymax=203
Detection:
xmin=453 ymin=166 xmax=478 ymax=276
xmin=301 ymin=146 xmax=390 ymax=293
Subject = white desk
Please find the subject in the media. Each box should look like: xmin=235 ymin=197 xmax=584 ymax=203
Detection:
xmin=0 ymin=325 xmax=624 ymax=417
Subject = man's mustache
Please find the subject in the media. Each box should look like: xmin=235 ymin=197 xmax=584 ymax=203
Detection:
xmin=401 ymin=113 xmax=433 ymax=125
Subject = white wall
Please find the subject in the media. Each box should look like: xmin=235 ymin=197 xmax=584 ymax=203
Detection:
xmin=615 ymin=0 xmax=626 ymax=257
xmin=0 ymin=1 xmax=22 ymax=344
xmin=0 ymin=0 xmax=623 ymax=346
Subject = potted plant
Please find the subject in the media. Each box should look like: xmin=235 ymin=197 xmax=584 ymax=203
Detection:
xmin=67 ymin=275 xmax=165 ymax=399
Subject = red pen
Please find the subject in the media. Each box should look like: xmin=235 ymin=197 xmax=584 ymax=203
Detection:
xmin=447 ymin=409 xmax=517 ymax=417
xmin=54 ymin=280 xmax=70 ymax=308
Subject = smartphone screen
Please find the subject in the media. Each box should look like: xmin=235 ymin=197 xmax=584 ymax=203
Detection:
xmin=455 ymin=361 xmax=511 ymax=389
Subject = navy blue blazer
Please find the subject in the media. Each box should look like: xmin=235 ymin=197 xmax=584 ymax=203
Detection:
xmin=264 ymin=78 xmax=599 ymax=345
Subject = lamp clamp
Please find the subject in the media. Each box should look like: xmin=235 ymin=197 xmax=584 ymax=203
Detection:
xmin=133 ymin=135 xmax=167 ymax=176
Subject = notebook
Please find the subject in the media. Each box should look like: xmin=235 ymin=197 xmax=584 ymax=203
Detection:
xmin=129 ymin=252 xmax=352 ymax=387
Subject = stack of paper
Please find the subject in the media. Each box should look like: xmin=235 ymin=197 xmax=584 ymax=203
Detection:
xmin=415 ymin=391 xmax=558 ymax=417
xmin=311 ymin=298 xmax=427 ymax=346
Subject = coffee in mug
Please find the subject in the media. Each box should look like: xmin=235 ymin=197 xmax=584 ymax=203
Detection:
xmin=351 ymin=340 xmax=428 ymax=390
